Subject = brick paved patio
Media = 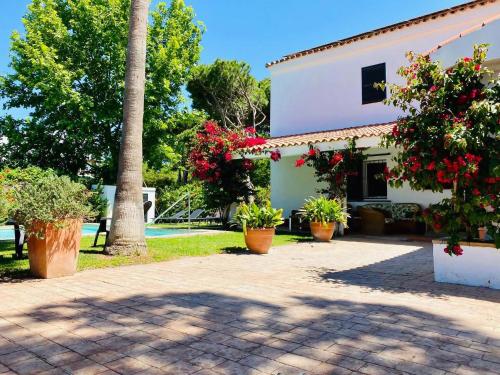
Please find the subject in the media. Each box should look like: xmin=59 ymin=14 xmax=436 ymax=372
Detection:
xmin=0 ymin=236 xmax=499 ymax=375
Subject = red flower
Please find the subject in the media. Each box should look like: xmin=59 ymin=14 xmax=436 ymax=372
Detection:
xmin=474 ymin=64 xmax=481 ymax=71
xmin=204 ymin=121 xmax=218 ymax=134
xmin=429 ymin=85 xmax=438 ymax=92
xmin=245 ymin=126 xmax=256 ymax=134
xmin=308 ymin=149 xmax=316 ymax=157
xmin=224 ymin=152 xmax=233 ymax=162
xmin=426 ymin=161 xmax=436 ymax=171
xmin=330 ymin=153 xmax=344 ymax=166
xmin=452 ymin=245 xmax=463 ymax=256
xmin=242 ymin=159 xmax=253 ymax=170
xmin=469 ymin=88 xmax=480 ymax=100
xmin=270 ymin=150 xmax=281 ymax=162
xmin=295 ymin=158 xmax=305 ymax=167
xmin=392 ymin=125 xmax=400 ymax=137
xmin=434 ymin=223 xmax=442 ymax=231
xmin=472 ymin=188 xmax=481 ymax=196
xmin=463 ymin=57 xmax=472 ymax=63
xmin=456 ymin=95 xmax=468 ymax=105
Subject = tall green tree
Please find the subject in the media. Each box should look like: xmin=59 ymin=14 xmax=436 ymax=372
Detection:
xmin=0 ymin=0 xmax=203 ymax=182
xmin=187 ymin=59 xmax=270 ymax=133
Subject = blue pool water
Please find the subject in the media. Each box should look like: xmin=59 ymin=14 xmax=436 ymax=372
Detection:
xmin=0 ymin=224 xmax=190 ymax=241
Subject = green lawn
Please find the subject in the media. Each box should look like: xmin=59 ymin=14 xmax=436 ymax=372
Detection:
xmin=0 ymin=230 xmax=308 ymax=280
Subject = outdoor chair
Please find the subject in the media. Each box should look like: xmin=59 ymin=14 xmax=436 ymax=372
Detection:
xmin=6 ymin=219 xmax=25 ymax=259
xmin=199 ymin=211 xmax=222 ymax=224
xmin=93 ymin=218 xmax=111 ymax=247
xmin=174 ymin=208 xmax=204 ymax=223
xmin=161 ymin=209 xmax=187 ymax=223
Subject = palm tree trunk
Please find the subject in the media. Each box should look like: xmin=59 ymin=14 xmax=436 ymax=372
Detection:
xmin=106 ymin=0 xmax=150 ymax=256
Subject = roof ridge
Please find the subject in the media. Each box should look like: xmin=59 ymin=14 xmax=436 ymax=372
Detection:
xmin=266 ymin=0 xmax=496 ymax=68
xmin=268 ymin=121 xmax=395 ymax=141
xmin=246 ymin=122 xmax=395 ymax=151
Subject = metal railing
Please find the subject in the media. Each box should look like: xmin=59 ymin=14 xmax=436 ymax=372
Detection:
xmin=151 ymin=192 xmax=192 ymax=230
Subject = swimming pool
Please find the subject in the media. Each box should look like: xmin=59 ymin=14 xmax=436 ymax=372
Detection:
xmin=0 ymin=224 xmax=191 ymax=240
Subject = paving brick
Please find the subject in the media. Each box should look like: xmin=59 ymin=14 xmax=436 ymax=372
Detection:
xmin=0 ymin=238 xmax=499 ymax=375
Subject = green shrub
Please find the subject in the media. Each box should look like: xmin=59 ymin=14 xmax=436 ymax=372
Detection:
xmin=303 ymin=196 xmax=348 ymax=225
xmin=232 ymin=202 xmax=284 ymax=234
xmin=7 ymin=170 xmax=96 ymax=237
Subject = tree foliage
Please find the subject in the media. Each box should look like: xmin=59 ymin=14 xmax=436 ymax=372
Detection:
xmin=0 ymin=0 xmax=203 ymax=182
xmin=382 ymin=45 xmax=499 ymax=254
xmin=187 ymin=59 xmax=270 ymax=133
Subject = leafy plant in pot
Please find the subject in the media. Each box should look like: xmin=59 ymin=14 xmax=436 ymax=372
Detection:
xmin=303 ymin=196 xmax=348 ymax=242
xmin=6 ymin=170 xmax=96 ymax=278
xmin=232 ymin=202 xmax=284 ymax=254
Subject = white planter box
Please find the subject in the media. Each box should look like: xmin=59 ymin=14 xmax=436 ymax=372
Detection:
xmin=433 ymin=241 xmax=500 ymax=289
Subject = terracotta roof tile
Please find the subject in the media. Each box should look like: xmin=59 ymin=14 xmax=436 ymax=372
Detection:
xmin=266 ymin=0 xmax=496 ymax=68
xmin=246 ymin=122 xmax=394 ymax=152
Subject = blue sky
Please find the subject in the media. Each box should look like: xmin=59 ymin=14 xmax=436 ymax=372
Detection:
xmin=1 ymin=0 xmax=466 ymax=83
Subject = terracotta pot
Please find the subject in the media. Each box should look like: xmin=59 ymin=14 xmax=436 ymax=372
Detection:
xmin=244 ymin=228 xmax=275 ymax=254
xmin=27 ymin=219 xmax=83 ymax=279
xmin=478 ymin=227 xmax=488 ymax=241
xmin=310 ymin=222 xmax=335 ymax=242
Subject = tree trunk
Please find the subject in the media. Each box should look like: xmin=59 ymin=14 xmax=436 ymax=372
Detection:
xmin=106 ymin=0 xmax=150 ymax=256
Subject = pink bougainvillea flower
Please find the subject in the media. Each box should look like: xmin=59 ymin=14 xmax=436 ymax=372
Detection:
xmin=295 ymin=158 xmax=305 ymax=167
xmin=270 ymin=150 xmax=281 ymax=162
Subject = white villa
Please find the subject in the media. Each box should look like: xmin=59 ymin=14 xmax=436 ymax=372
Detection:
xmin=249 ymin=0 xmax=500 ymax=219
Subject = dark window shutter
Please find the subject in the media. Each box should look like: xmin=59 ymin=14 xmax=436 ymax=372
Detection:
xmin=362 ymin=63 xmax=386 ymax=104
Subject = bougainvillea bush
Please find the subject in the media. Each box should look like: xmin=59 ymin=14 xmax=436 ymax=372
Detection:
xmin=295 ymin=138 xmax=366 ymax=201
xmin=381 ymin=45 xmax=499 ymax=255
xmin=189 ymin=121 xmax=266 ymax=224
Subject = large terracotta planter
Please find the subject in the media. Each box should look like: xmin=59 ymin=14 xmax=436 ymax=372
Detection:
xmin=244 ymin=228 xmax=275 ymax=254
xmin=310 ymin=222 xmax=335 ymax=242
xmin=27 ymin=219 xmax=83 ymax=279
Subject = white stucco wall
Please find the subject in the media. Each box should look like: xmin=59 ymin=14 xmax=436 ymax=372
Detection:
xmin=430 ymin=17 xmax=500 ymax=68
xmin=269 ymin=2 xmax=500 ymax=137
xmin=271 ymin=156 xmax=325 ymax=217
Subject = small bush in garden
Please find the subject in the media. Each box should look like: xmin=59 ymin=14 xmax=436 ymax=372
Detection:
xmin=381 ymin=45 xmax=499 ymax=254
xmin=232 ymin=202 xmax=284 ymax=234
xmin=303 ymin=196 xmax=348 ymax=226
xmin=4 ymin=168 xmax=96 ymax=237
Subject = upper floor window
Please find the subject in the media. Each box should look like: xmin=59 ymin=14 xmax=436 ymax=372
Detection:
xmin=362 ymin=63 xmax=386 ymax=104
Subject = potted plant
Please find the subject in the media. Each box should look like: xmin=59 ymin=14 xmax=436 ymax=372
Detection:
xmin=303 ymin=196 xmax=348 ymax=242
xmin=232 ymin=202 xmax=284 ymax=254
xmin=7 ymin=170 xmax=95 ymax=278
xmin=381 ymin=46 xmax=499 ymax=288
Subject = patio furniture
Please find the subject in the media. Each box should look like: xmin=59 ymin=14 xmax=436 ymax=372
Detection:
xmin=6 ymin=220 xmax=25 ymax=259
xmin=93 ymin=218 xmax=111 ymax=247
xmin=198 ymin=211 xmax=222 ymax=224
xmin=357 ymin=203 xmax=424 ymax=235
xmin=174 ymin=209 xmax=204 ymax=223
xmin=160 ymin=209 xmax=187 ymax=223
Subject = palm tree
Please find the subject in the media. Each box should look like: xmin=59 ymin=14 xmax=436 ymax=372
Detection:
xmin=106 ymin=0 xmax=150 ymax=256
